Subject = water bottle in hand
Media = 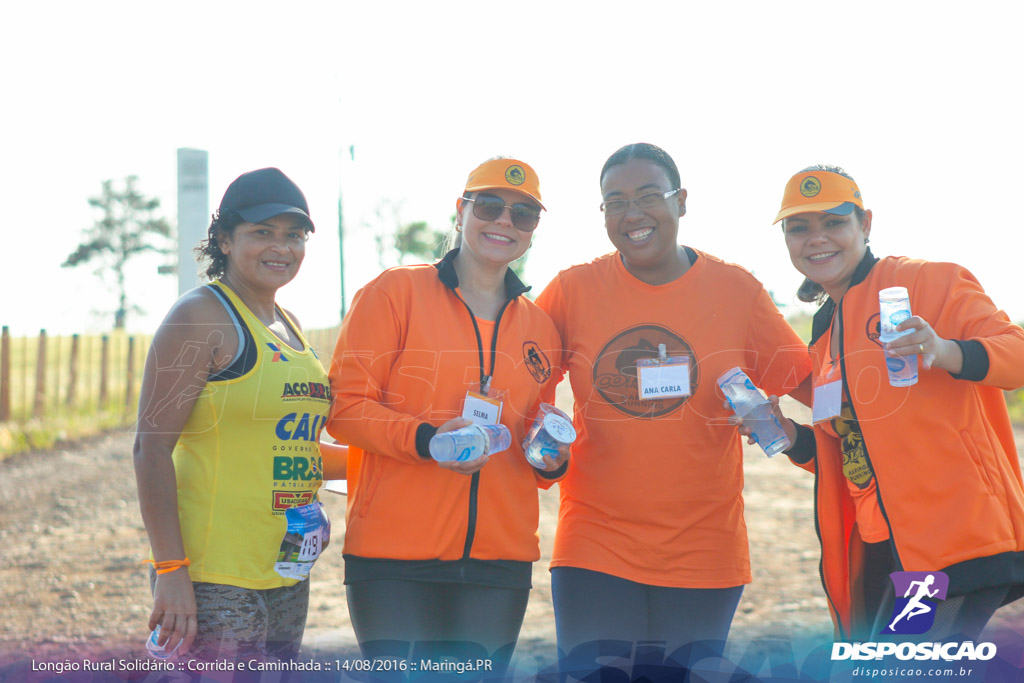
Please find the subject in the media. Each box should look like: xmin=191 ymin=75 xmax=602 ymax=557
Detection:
xmin=145 ymin=624 xmax=180 ymax=659
xmin=879 ymin=286 xmax=918 ymax=387
xmin=717 ymin=367 xmax=791 ymax=457
xmin=522 ymin=403 xmax=576 ymax=468
xmin=429 ymin=424 xmax=512 ymax=462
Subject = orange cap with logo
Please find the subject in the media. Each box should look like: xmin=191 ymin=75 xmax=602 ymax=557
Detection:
xmin=774 ymin=170 xmax=863 ymax=224
xmin=463 ymin=158 xmax=545 ymax=210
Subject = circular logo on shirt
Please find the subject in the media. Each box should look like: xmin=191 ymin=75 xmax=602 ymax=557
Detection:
xmin=592 ymin=324 xmax=699 ymax=418
xmin=522 ymin=341 xmax=552 ymax=383
xmin=865 ymin=312 xmax=883 ymax=347
xmin=505 ymin=165 xmax=526 ymax=186
xmin=800 ymin=176 xmax=822 ymax=197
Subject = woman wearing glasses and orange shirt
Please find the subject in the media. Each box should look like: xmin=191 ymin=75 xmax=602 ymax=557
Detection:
xmin=536 ymin=143 xmax=812 ymax=673
xmin=328 ymin=157 xmax=568 ymax=678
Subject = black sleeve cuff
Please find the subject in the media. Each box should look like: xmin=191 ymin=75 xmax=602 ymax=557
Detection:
xmin=784 ymin=421 xmax=816 ymax=464
xmin=536 ymin=459 xmax=569 ymax=480
xmin=949 ymin=339 xmax=989 ymax=382
xmin=415 ymin=423 xmax=439 ymax=460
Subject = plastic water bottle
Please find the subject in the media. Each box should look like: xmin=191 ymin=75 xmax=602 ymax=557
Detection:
xmin=878 ymin=286 xmax=918 ymax=387
xmin=522 ymin=403 xmax=577 ymax=468
xmin=429 ymin=424 xmax=512 ymax=462
xmin=145 ymin=624 xmax=180 ymax=659
xmin=717 ymin=367 xmax=791 ymax=457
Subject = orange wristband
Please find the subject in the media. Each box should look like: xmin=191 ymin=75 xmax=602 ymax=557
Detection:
xmin=144 ymin=558 xmax=191 ymax=575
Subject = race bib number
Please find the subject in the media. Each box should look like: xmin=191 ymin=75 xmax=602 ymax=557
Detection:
xmin=637 ymin=356 xmax=691 ymax=400
xmin=275 ymin=502 xmax=330 ymax=580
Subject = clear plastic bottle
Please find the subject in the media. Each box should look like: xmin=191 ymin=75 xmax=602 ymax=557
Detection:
xmin=429 ymin=424 xmax=512 ymax=462
xmin=145 ymin=624 xmax=180 ymax=659
xmin=717 ymin=367 xmax=791 ymax=457
xmin=878 ymin=286 xmax=918 ymax=387
xmin=522 ymin=403 xmax=577 ymax=468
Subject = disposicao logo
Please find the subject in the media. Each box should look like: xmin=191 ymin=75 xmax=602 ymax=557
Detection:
xmin=830 ymin=570 xmax=997 ymax=663
xmin=883 ymin=571 xmax=948 ymax=635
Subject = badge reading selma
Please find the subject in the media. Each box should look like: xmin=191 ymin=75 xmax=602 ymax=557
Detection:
xmin=800 ymin=176 xmax=822 ymax=198
xmin=505 ymin=165 xmax=526 ymax=186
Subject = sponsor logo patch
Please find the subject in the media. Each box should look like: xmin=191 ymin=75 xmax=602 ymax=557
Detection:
xmin=505 ymin=164 xmax=526 ymax=186
xmin=267 ymin=343 xmax=289 ymax=362
xmin=523 ymin=342 xmax=552 ymax=383
xmin=273 ymin=490 xmax=315 ymax=511
xmin=800 ymin=176 xmax=821 ymax=197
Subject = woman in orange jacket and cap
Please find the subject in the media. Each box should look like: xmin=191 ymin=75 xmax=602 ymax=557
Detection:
xmin=765 ymin=164 xmax=1024 ymax=642
xmin=328 ymin=157 xmax=568 ymax=679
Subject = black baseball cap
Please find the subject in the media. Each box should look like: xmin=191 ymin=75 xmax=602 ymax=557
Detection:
xmin=218 ymin=167 xmax=314 ymax=231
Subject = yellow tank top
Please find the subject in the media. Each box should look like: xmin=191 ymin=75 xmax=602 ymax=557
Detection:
xmin=173 ymin=281 xmax=330 ymax=589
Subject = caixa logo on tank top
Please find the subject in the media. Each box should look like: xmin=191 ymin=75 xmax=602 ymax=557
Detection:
xmin=593 ymin=325 xmax=699 ymax=417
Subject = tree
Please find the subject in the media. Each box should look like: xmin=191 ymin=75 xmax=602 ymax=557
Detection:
xmin=395 ymin=220 xmax=447 ymax=263
xmin=366 ymin=199 xmax=447 ymax=269
xmin=62 ymin=176 xmax=173 ymax=329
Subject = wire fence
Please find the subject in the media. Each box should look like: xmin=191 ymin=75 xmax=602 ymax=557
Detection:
xmin=0 ymin=324 xmax=341 ymax=456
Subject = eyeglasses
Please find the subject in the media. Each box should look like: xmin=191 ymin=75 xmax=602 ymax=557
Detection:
xmin=600 ymin=188 xmax=682 ymax=216
xmin=462 ymin=193 xmax=542 ymax=232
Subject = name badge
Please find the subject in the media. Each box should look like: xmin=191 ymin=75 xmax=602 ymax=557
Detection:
xmin=812 ymin=380 xmax=843 ymax=424
xmin=461 ymin=391 xmax=502 ymax=425
xmin=637 ymin=352 xmax=691 ymax=401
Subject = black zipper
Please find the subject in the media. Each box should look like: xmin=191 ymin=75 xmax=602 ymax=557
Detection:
xmin=451 ymin=290 xmax=516 ymax=560
xmin=816 ymin=297 xmax=902 ymax=639
xmin=836 ymin=297 xmax=899 ymax=565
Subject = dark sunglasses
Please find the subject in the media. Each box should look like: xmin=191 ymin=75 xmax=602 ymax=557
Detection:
xmin=462 ymin=193 xmax=541 ymax=232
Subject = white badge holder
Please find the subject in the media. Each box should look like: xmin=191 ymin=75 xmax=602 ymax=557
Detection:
xmin=637 ymin=344 xmax=692 ymax=401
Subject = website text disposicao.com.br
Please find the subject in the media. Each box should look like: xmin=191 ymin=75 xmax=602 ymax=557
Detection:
xmin=852 ymin=665 xmax=977 ymax=678
xmin=837 ymin=640 xmax=995 ymax=678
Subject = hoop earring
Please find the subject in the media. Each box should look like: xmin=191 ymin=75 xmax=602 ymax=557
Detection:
xmin=456 ymin=224 xmax=462 ymax=233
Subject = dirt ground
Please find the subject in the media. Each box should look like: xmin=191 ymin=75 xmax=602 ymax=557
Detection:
xmin=2 ymin=403 xmax=1024 ymax=680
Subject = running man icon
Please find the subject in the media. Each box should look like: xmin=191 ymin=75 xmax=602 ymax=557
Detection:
xmin=883 ymin=571 xmax=950 ymax=635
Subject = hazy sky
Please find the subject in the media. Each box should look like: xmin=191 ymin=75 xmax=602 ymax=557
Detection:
xmin=4 ymin=1 xmax=1022 ymax=336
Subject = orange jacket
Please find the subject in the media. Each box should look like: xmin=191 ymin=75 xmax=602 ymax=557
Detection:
xmin=804 ymin=253 xmax=1024 ymax=639
xmin=328 ymin=250 xmax=564 ymax=566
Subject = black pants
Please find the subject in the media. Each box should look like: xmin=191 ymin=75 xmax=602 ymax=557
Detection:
xmin=551 ymin=566 xmax=744 ymax=678
xmin=347 ymin=579 xmax=530 ymax=681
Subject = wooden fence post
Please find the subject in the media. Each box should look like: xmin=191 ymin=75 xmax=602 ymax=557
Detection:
xmin=125 ymin=336 xmax=136 ymax=410
xmin=99 ymin=335 xmax=110 ymax=408
xmin=0 ymin=326 xmax=9 ymax=422
xmin=67 ymin=334 xmax=80 ymax=408
xmin=33 ymin=329 xmax=47 ymax=419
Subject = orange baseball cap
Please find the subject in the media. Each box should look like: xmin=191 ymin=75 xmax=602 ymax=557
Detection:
xmin=774 ymin=170 xmax=863 ymax=224
xmin=463 ymin=158 xmax=545 ymax=210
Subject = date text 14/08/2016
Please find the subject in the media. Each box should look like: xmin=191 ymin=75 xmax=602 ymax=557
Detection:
xmin=340 ymin=659 xmax=494 ymax=674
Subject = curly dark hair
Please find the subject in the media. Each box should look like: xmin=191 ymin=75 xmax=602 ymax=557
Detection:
xmin=194 ymin=210 xmax=245 ymax=280
xmin=786 ymin=165 xmax=869 ymax=305
xmin=600 ymin=143 xmax=681 ymax=191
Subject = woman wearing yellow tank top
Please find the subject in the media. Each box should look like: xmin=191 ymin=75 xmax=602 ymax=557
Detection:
xmin=133 ymin=168 xmax=345 ymax=662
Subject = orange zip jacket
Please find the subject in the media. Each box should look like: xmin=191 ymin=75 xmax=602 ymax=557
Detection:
xmin=327 ymin=250 xmax=564 ymax=570
xmin=804 ymin=252 xmax=1024 ymax=639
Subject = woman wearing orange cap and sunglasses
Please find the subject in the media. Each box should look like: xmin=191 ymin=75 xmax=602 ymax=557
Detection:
xmin=761 ymin=165 xmax=1024 ymax=642
xmin=535 ymin=143 xmax=813 ymax=673
xmin=327 ymin=157 xmax=568 ymax=677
